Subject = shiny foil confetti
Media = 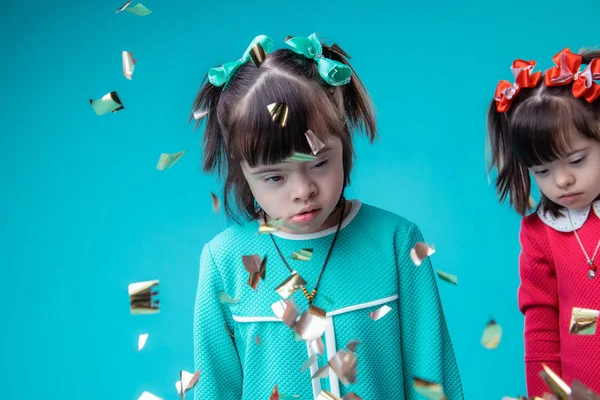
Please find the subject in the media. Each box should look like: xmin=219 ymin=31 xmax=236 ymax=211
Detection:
xmin=570 ymin=307 xmax=599 ymax=335
xmin=413 ymin=377 xmax=446 ymax=400
xmin=224 ymin=324 xmax=235 ymax=338
xmin=122 ymin=2 xmax=152 ymax=16
xmin=282 ymin=298 xmax=300 ymax=328
xmin=250 ymin=43 xmax=268 ymax=67
xmin=128 ymin=280 xmax=159 ymax=314
xmin=294 ymin=311 xmax=328 ymax=341
xmin=267 ymin=103 xmax=289 ymax=127
xmin=284 ymin=152 xmax=317 ymax=162
xmin=242 ymin=254 xmax=266 ymax=290
xmin=275 ymin=271 xmax=307 ymax=299
xmin=301 ymin=353 xmax=319 ymax=372
xmin=138 ymin=392 xmax=162 ymax=400
xmin=138 ymin=333 xmax=148 ymax=351
xmin=571 ymin=380 xmax=600 ymax=400
xmin=290 ymin=248 xmax=313 ymax=261
xmin=216 ymin=291 xmax=239 ymax=304
xmin=343 ymin=394 xmax=363 ymax=400
xmin=481 ymin=319 xmax=503 ymax=349
xmin=540 ymin=364 xmax=571 ymax=400
xmin=309 ymin=337 xmax=325 ymax=355
xmin=271 ymin=299 xmax=289 ymax=319
xmin=312 ymin=365 xmax=330 ymax=379
xmin=192 ymin=108 xmax=208 ymax=121
xmin=255 ymin=335 xmax=262 ymax=346
xmin=116 ymin=0 xmax=132 ymax=13
xmin=122 ymin=51 xmax=136 ymax=80
xmin=305 ymin=129 xmax=325 ymax=155
xmin=436 ymin=270 xmax=458 ymax=285
xmin=368 ymin=304 xmax=392 ymax=321
xmin=410 ymin=242 xmax=436 ymax=266
xmin=175 ymin=370 xmax=201 ymax=399
xmin=328 ymin=349 xmax=358 ymax=385
xmin=211 ymin=192 xmax=220 ymax=214
xmin=346 ymin=340 xmax=360 ymax=353
xmin=309 ymin=305 xmax=327 ymax=318
xmin=156 ymin=151 xmax=185 ymax=171
xmin=317 ymin=391 xmax=341 ymax=400
xmin=258 ymin=218 xmax=285 ymax=234
xmin=89 ymin=91 xmax=124 ymax=115
xmin=270 ymin=385 xmax=280 ymax=400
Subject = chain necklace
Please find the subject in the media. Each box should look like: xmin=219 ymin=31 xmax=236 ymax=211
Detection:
xmin=267 ymin=197 xmax=346 ymax=311
xmin=567 ymin=209 xmax=600 ymax=279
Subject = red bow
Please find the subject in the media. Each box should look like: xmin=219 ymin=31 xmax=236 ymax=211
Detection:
xmin=545 ymin=48 xmax=600 ymax=103
xmin=494 ymin=60 xmax=542 ymax=112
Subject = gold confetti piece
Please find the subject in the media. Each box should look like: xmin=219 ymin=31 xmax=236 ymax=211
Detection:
xmin=571 ymin=380 xmax=600 ymax=400
xmin=282 ymin=298 xmax=300 ymax=328
xmin=156 ymin=151 xmax=185 ymax=171
xmin=116 ymin=0 xmax=132 ymax=13
xmin=216 ymin=291 xmax=239 ymax=304
xmin=301 ymin=353 xmax=319 ymax=372
xmin=255 ymin=335 xmax=262 ymax=346
xmin=528 ymin=196 xmax=537 ymax=209
xmin=413 ymin=377 xmax=446 ymax=400
xmin=267 ymin=103 xmax=289 ymax=127
xmin=284 ymin=35 xmax=294 ymax=41
xmin=138 ymin=392 xmax=162 ymax=400
xmin=436 ymin=270 xmax=458 ymax=285
xmin=224 ymin=324 xmax=235 ymax=338
xmin=312 ymin=365 xmax=330 ymax=379
xmin=138 ymin=333 xmax=148 ymax=351
xmin=305 ymin=129 xmax=325 ymax=155
xmin=481 ymin=319 xmax=503 ymax=349
xmin=343 ymin=394 xmax=363 ymax=400
xmin=309 ymin=304 xmax=327 ymax=318
xmin=284 ymin=152 xmax=318 ymax=162
xmin=294 ymin=311 xmax=328 ymax=341
xmin=275 ymin=271 xmax=307 ymax=299
xmin=270 ymin=385 xmax=280 ymax=400
xmin=129 ymin=280 xmax=159 ymax=314
xmin=211 ymin=192 xmax=220 ymax=214
xmin=570 ymin=307 xmax=599 ymax=335
xmin=89 ymin=91 xmax=124 ymax=116
xmin=309 ymin=337 xmax=324 ymax=355
xmin=540 ymin=364 xmax=571 ymax=400
xmin=242 ymin=254 xmax=266 ymax=290
xmin=122 ymin=51 xmax=136 ymax=80
xmin=290 ymin=248 xmax=313 ymax=261
xmin=346 ymin=340 xmax=360 ymax=353
xmin=410 ymin=242 xmax=436 ymax=266
xmin=123 ymin=2 xmax=152 ymax=16
xmin=271 ymin=299 xmax=289 ymax=319
xmin=258 ymin=218 xmax=286 ymax=234
xmin=175 ymin=370 xmax=201 ymax=398
xmin=250 ymin=42 xmax=268 ymax=68
xmin=192 ymin=108 xmax=208 ymax=121
xmin=328 ymin=349 xmax=358 ymax=385
xmin=368 ymin=304 xmax=392 ymax=321
xmin=317 ymin=391 xmax=341 ymax=400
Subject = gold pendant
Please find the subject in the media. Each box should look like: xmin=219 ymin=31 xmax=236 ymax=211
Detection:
xmin=309 ymin=305 xmax=327 ymax=318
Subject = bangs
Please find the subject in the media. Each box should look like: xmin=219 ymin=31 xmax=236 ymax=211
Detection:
xmin=226 ymin=72 xmax=344 ymax=167
xmin=511 ymin=95 xmax=598 ymax=167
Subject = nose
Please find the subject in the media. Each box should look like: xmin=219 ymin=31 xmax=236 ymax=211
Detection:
xmin=554 ymin=168 xmax=575 ymax=189
xmin=291 ymin=173 xmax=318 ymax=201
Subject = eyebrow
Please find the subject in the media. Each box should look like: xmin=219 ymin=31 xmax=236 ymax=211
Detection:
xmin=565 ymin=147 xmax=589 ymax=156
xmin=250 ymin=146 xmax=333 ymax=175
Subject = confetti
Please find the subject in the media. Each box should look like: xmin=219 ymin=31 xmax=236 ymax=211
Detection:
xmin=122 ymin=51 xmax=136 ymax=80
xmin=540 ymin=364 xmax=571 ymax=400
xmin=290 ymin=248 xmax=313 ymax=261
xmin=368 ymin=304 xmax=392 ymax=321
xmin=121 ymin=2 xmax=152 ymax=16
xmin=294 ymin=311 xmax=328 ymax=341
xmin=267 ymin=103 xmax=289 ymax=127
xmin=328 ymin=349 xmax=358 ymax=385
xmin=301 ymin=353 xmax=319 ymax=372
xmin=305 ymin=129 xmax=325 ymax=155
xmin=436 ymin=270 xmax=458 ymax=285
xmin=216 ymin=291 xmax=239 ymax=304
xmin=282 ymin=298 xmax=300 ymax=328
xmin=211 ymin=192 xmax=220 ymax=214
xmin=312 ymin=365 xmax=330 ymax=379
xmin=116 ymin=0 xmax=132 ymax=13
xmin=481 ymin=319 xmax=503 ymax=349
xmin=309 ymin=337 xmax=325 ymax=355
xmin=317 ymin=391 xmax=340 ymax=400
xmin=250 ymin=42 xmax=268 ymax=68
xmin=224 ymin=324 xmax=235 ymax=338
xmin=413 ymin=377 xmax=446 ymax=400
xmin=137 ymin=333 xmax=148 ymax=351
xmin=270 ymin=385 xmax=280 ymax=400
xmin=128 ymin=280 xmax=159 ymax=314
xmin=255 ymin=335 xmax=262 ymax=346
xmin=570 ymin=307 xmax=599 ymax=335
xmin=259 ymin=218 xmax=286 ymax=234
xmin=343 ymin=395 xmax=363 ymax=400
xmin=271 ymin=299 xmax=289 ymax=319
xmin=410 ymin=242 xmax=436 ymax=266
xmin=284 ymin=152 xmax=317 ymax=162
xmin=89 ymin=91 xmax=124 ymax=115
xmin=156 ymin=151 xmax=185 ymax=171
xmin=275 ymin=271 xmax=307 ymax=299
xmin=138 ymin=392 xmax=162 ymax=400
xmin=175 ymin=370 xmax=201 ymax=399
xmin=571 ymin=380 xmax=600 ymax=400
xmin=308 ymin=304 xmax=327 ymax=318
xmin=242 ymin=254 xmax=266 ymax=290
xmin=192 ymin=108 xmax=209 ymax=121
xmin=322 ymin=294 xmax=335 ymax=305
xmin=346 ymin=340 xmax=360 ymax=353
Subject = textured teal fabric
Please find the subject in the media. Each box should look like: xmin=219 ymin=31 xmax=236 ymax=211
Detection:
xmin=193 ymin=201 xmax=464 ymax=399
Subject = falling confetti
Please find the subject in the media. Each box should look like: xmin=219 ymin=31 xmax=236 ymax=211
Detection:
xmin=211 ymin=192 xmax=220 ymax=214
xmin=312 ymin=365 xmax=330 ymax=379
xmin=328 ymin=349 xmax=358 ymax=385
xmin=258 ymin=218 xmax=286 ymax=234
xmin=343 ymin=394 xmax=363 ymax=400
xmin=89 ymin=91 xmax=124 ymax=116
xmin=242 ymin=254 xmax=266 ymax=290
xmin=249 ymin=42 xmax=268 ymax=67
xmin=224 ymin=324 xmax=234 ymax=338
xmin=216 ymin=291 xmax=239 ymax=304
xmin=137 ymin=333 xmax=149 ymax=351
xmin=570 ymin=307 xmax=599 ymax=335
xmin=270 ymin=385 xmax=280 ymax=400
xmin=284 ymin=152 xmax=317 ymax=162
xmin=122 ymin=51 xmax=136 ymax=80
xmin=413 ymin=377 xmax=446 ymax=400
xmin=156 ymin=151 xmax=185 ymax=171
xmin=275 ymin=271 xmax=307 ymax=299
xmin=128 ymin=280 xmax=159 ymax=314
xmin=368 ymin=304 xmax=392 ymax=321
xmin=301 ymin=353 xmax=319 ymax=372
xmin=571 ymin=380 xmax=600 ymax=400
xmin=282 ymin=298 xmax=300 ymax=328
xmin=267 ymin=103 xmax=289 ymax=127
xmin=193 ymin=108 xmax=209 ymax=121
xmin=436 ymin=270 xmax=458 ymax=285
xmin=540 ymin=364 xmax=571 ymax=400
xmin=305 ymin=129 xmax=325 ymax=155
xmin=290 ymin=248 xmax=313 ymax=261
xmin=271 ymin=299 xmax=289 ymax=319
xmin=116 ymin=0 xmax=131 ymax=13
xmin=481 ymin=319 xmax=503 ymax=349
xmin=138 ymin=392 xmax=162 ymax=400
xmin=294 ymin=311 xmax=328 ymax=342
xmin=310 ymin=337 xmax=324 ymax=355
xmin=316 ymin=390 xmax=339 ymax=400
xmin=410 ymin=242 xmax=436 ymax=266
xmin=118 ymin=2 xmax=152 ymax=16
xmin=175 ymin=370 xmax=201 ymax=399
xmin=346 ymin=340 xmax=360 ymax=353
xmin=255 ymin=335 xmax=262 ymax=346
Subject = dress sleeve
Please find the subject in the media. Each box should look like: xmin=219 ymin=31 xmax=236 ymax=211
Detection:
xmin=193 ymin=243 xmax=243 ymax=400
xmin=518 ymin=217 xmax=561 ymax=397
xmin=396 ymin=223 xmax=464 ymax=400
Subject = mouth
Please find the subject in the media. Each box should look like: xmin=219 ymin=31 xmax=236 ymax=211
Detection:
xmin=560 ymin=192 xmax=582 ymax=203
xmin=289 ymin=207 xmax=322 ymax=224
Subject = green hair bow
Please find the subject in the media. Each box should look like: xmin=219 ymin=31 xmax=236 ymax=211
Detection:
xmin=285 ymin=33 xmax=352 ymax=86
xmin=208 ymin=35 xmax=275 ymax=87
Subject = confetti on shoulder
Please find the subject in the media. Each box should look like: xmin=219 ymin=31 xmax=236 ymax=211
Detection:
xmin=156 ymin=151 xmax=185 ymax=170
xmin=413 ymin=377 xmax=446 ymax=400
xmin=410 ymin=242 xmax=435 ymax=266
xmin=89 ymin=91 xmax=124 ymax=116
xmin=116 ymin=1 xmax=152 ymax=16
xmin=436 ymin=270 xmax=457 ymax=286
xmin=285 ymin=152 xmax=317 ymax=162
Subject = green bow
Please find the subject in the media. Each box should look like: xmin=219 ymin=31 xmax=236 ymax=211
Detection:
xmin=208 ymin=35 xmax=274 ymax=87
xmin=285 ymin=33 xmax=352 ymax=86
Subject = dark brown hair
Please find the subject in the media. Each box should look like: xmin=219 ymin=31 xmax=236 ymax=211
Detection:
xmin=190 ymin=36 xmax=377 ymax=223
xmin=486 ymin=49 xmax=600 ymax=218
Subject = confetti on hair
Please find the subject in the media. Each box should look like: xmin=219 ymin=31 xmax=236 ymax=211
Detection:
xmin=193 ymin=108 xmax=208 ymax=121
xmin=481 ymin=319 xmax=503 ymax=349
xmin=211 ymin=192 xmax=220 ymax=214
xmin=122 ymin=51 xmax=136 ymax=80
xmin=305 ymin=129 xmax=325 ymax=155
xmin=284 ymin=152 xmax=317 ymax=162
xmin=250 ymin=43 xmax=268 ymax=67
xmin=410 ymin=242 xmax=435 ymax=266
xmin=156 ymin=151 xmax=185 ymax=170
xmin=89 ymin=91 xmax=124 ymax=115
xmin=267 ymin=102 xmax=289 ymax=127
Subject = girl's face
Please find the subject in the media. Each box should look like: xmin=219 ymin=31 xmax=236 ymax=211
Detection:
xmin=529 ymin=134 xmax=600 ymax=210
xmin=241 ymin=135 xmax=345 ymax=234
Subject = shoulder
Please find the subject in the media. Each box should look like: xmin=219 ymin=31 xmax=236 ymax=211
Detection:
xmin=357 ymin=201 xmax=421 ymax=240
xmin=519 ymin=212 xmax=551 ymax=250
xmin=204 ymin=220 xmax=259 ymax=263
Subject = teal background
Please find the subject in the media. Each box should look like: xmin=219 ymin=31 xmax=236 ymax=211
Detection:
xmin=1 ymin=0 xmax=594 ymax=398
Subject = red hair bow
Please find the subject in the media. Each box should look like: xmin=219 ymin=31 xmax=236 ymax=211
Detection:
xmin=545 ymin=48 xmax=600 ymax=103
xmin=494 ymin=60 xmax=542 ymax=112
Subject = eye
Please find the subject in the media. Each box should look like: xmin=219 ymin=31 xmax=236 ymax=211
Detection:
xmin=533 ymin=169 xmax=549 ymax=176
xmin=264 ymin=176 xmax=284 ymax=183
xmin=571 ymin=157 xmax=585 ymax=165
xmin=312 ymin=160 xmax=328 ymax=169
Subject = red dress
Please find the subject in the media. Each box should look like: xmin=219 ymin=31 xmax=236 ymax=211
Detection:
xmin=518 ymin=200 xmax=600 ymax=395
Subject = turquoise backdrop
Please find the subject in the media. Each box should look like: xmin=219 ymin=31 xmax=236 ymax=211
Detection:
xmin=1 ymin=0 xmax=593 ymax=398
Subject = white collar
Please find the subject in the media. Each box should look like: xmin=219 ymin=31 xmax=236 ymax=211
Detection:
xmin=537 ymin=200 xmax=600 ymax=232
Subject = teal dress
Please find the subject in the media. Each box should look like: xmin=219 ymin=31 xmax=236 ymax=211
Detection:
xmin=193 ymin=200 xmax=463 ymax=399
